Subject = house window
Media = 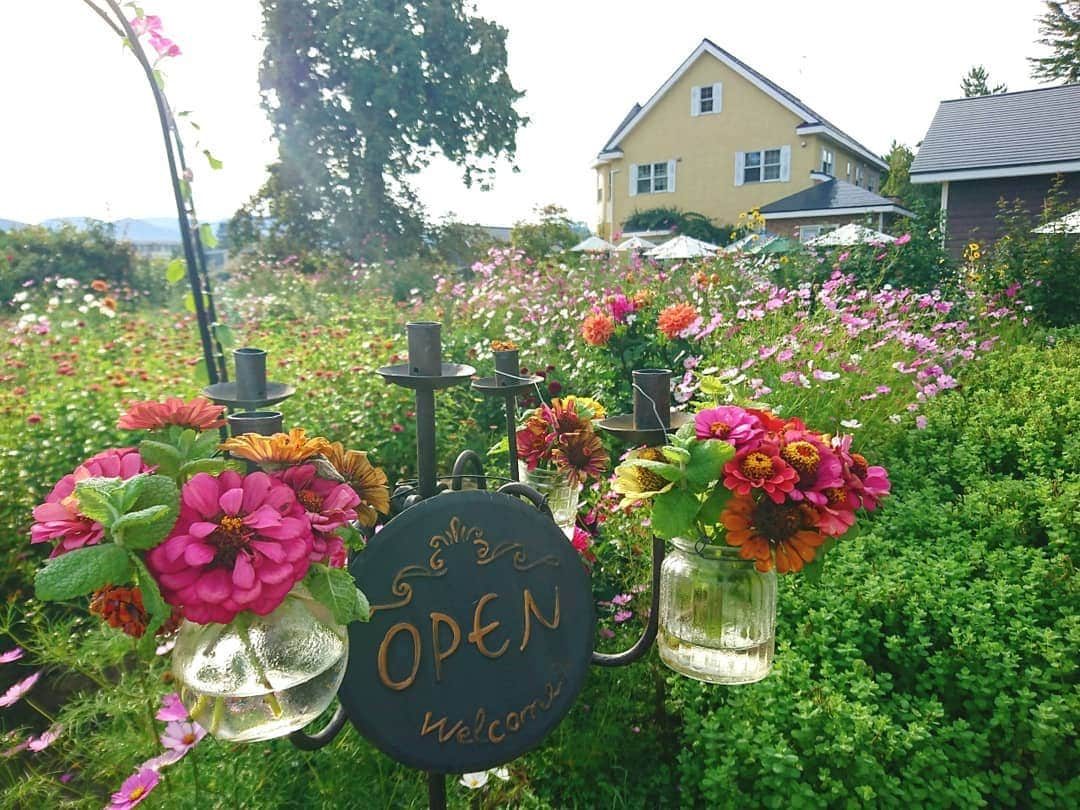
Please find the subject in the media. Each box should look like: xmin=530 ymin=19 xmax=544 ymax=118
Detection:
xmin=799 ymin=224 xmax=835 ymax=243
xmin=846 ymin=162 xmax=852 ymax=181
xmin=855 ymin=166 xmax=864 ymax=187
xmin=691 ymin=83 xmax=722 ymax=116
xmin=743 ymin=149 xmax=782 ymax=183
xmin=821 ymin=148 xmax=834 ymax=175
xmin=636 ymin=162 xmax=670 ymax=194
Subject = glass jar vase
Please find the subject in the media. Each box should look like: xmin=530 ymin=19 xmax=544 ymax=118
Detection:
xmin=521 ymin=465 xmax=579 ymax=538
xmin=171 ymin=587 xmax=348 ymax=742
xmin=658 ymin=538 xmax=777 ymax=684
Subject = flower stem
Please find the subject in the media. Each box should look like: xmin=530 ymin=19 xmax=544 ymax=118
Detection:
xmin=235 ymin=615 xmax=283 ymax=718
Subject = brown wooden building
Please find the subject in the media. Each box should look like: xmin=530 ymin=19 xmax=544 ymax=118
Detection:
xmin=910 ymin=85 xmax=1080 ymax=258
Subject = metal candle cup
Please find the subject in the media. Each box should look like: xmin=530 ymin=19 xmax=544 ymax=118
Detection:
xmin=494 ymin=349 xmax=519 ymax=387
xmin=632 ymin=369 xmax=671 ymax=430
xmin=227 ymin=410 xmax=283 ymax=436
xmin=234 ymin=347 xmax=268 ymax=403
xmin=406 ymin=322 xmax=442 ymax=376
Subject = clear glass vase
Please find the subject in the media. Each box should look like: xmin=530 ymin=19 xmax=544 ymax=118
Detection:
xmin=171 ymin=587 xmax=348 ymax=742
xmin=658 ymin=538 xmax=777 ymax=684
xmin=521 ymin=465 xmax=579 ymax=538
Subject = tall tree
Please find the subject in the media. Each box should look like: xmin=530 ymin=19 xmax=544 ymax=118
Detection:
xmin=256 ymin=1 xmax=527 ymax=258
xmin=879 ymin=141 xmax=940 ymax=212
xmin=960 ymin=65 xmax=1008 ymax=97
xmin=1029 ymin=1 xmax=1080 ymax=84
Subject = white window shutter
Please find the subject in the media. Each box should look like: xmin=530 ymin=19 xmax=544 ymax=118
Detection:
xmin=691 ymin=86 xmax=700 ymax=117
xmin=713 ymin=82 xmax=723 ymax=113
xmin=629 ymin=164 xmax=638 ymax=196
xmin=780 ymin=146 xmax=791 ymax=182
xmin=667 ymin=159 xmax=676 ymax=193
xmin=734 ymin=152 xmax=745 ymax=186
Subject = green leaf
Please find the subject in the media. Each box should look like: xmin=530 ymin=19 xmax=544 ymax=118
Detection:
xmin=73 ymin=478 xmax=125 ymax=527
xmin=685 ymin=439 xmax=734 ymax=488
xmin=199 ymin=223 xmax=218 ymax=248
xmin=335 ymin=523 xmax=366 ymax=551
xmin=212 ymin=322 xmax=235 ymax=350
xmin=165 ymin=258 xmax=186 ymax=284
xmin=698 ymin=376 xmax=726 ymax=396
xmin=178 ymin=458 xmax=239 ymax=482
xmin=203 ymin=149 xmax=223 ymax=170
xmin=152 ymin=69 xmax=165 ymax=90
xmin=194 ymin=358 xmax=210 ymax=386
xmin=659 ymin=445 xmax=691 ymax=464
xmin=179 ymin=179 xmax=192 ymax=203
xmin=698 ymin=485 xmax=733 ymax=525
xmin=627 ymin=458 xmax=684 ymax=483
xmin=650 ymin=488 xmax=701 ymax=540
xmin=131 ymin=556 xmax=171 ymax=656
xmin=138 ymin=439 xmax=183 ymax=479
xmin=305 ymin=564 xmax=370 ymax=625
xmin=116 ymin=475 xmax=180 ymax=550
xmin=35 ymin=545 xmax=132 ymax=601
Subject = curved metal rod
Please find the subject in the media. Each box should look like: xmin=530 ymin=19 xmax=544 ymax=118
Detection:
xmin=450 ymin=450 xmax=487 ymax=490
xmin=289 ymin=703 xmax=348 ymax=750
xmin=592 ymin=536 xmax=665 ymax=667
xmin=497 ymin=481 xmax=553 ymax=518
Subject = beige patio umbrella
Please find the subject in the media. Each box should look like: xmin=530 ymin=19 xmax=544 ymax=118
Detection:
xmin=569 ymin=235 xmax=616 ymax=252
xmin=1034 ymin=209 xmax=1080 ymax=233
xmin=645 ymin=234 xmax=721 ymax=259
xmin=807 ymin=223 xmax=896 ymax=247
xmin=615 ymin=235 xmax=657 ymax=252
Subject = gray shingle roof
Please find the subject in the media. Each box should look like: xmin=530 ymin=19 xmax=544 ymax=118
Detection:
xmin=759 ymin=179 xmax=904 ymax=214
xmin=910 ymin=84 xmax=1080 ymax=176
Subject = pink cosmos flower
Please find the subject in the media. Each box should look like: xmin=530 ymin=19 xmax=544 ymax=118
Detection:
xmin=146 ymin=470 xmax=313 ymax=624
xmin=895 ymin=233 xmax=912 ymax=245
xmin=161 ymin=721 xmax=206 ymax=753
xmin=129 ymin=15 xmax=162 ymax=36
xmin=0 ymin=648 xmax=23 ymax=664
xmin=31 ymin=448 xmax=151 ymax=557
xmin=611 ymin=593 xmax=632 ymax=606
xmin=723 ymin=443 xmax=799 ymax=504
xmin=0 ymin=671 xmax=41 ymax=708
xmin=155 ymin=692 xmax=188 ymax=722
xmin=27 ymin=724 xmax=62 ymax=752
xmin=694 ymin=406 xmax=764 ymax=450
xmin=142 ymin=749 xmax=186 ymax=771
xmin=613 ymin=610 xmax=633 ymax=623
xmin=108 ymin=768 xmax=159 ymax=810
xmin=148 ymin=34 xmax=181 ymax=58
xmin=273 ymin=464 xmax=360 ymax=566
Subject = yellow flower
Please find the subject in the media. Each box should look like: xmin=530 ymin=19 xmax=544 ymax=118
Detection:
xmin=220 ymin=428 xmax=330 ymax=469
xmin=322 ymin=442 xmax=390 ymax=527
xmin=559 ymin=395 xmax=606 ymax=420
xmin=611 ymin=448 xmax=675 ymax=509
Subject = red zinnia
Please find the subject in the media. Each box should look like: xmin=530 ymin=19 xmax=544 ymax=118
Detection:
xmin=723 ymin=442 xmax=799 ymax=504
xmin=118 ymin=396 xmax=226 ymax=431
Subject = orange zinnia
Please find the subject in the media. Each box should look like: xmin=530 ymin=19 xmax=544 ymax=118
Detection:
xmin=322 ymin=442 xmax=390 ymax=527
xmin=220 ymin=428 xmax=330 ymax=469
xmin=657 ymin=303 xmax=699 ymax=340
xmin=721 ymin=495 xmax=824 ymax=573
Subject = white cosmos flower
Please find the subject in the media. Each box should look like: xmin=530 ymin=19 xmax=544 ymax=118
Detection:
xmin=460 ymin=772 xmax=489 ymax=790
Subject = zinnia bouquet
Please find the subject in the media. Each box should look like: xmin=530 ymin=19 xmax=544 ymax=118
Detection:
xmin=514 ymin=396 xmax=609 ymax=483
xmin=612 ymin=404 xmax=889 ymax=573
xmin=30 ymin=396 xmax=388 ymax=650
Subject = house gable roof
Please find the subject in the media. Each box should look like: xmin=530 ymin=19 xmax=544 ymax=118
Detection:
xmin=595 ymin=38 xmax=886 ymax=170
xmin=759 ymin=178 xmax=913 ymax=219
xmin=910 ymin=84 xmax=1080 ymax=182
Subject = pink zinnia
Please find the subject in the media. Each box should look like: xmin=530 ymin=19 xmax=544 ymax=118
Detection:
xmin=723 ymin=443 xmax=799 ymax=504
xmin=118 ymin=396 xmax=225 ymax=431
xmin=607 ymin=293 xmax=636 ymax=323
xmin=832 ymin=435 xmax=892 ymax=511
xmin=146 ymin=471 xmax=313 ymax=624
xmin=108 ymin=768 xmax=159 ymax=810
xmin=274 ymin=464 xmax=360 ymax=566
xmin=694 ymin=406 xmax=764 ymax=450
xmin=780 ymin=430 xmax=844 ymax=506
xmin=31 ymin=448 xmax=151 ymax=557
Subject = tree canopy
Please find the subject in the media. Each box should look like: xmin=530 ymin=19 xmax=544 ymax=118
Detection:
xmin=250 ymin=0 xmax=527 ymax=258
xmin=1030 ymin=0 xmax=1080 ymax=84
xmin=960 ymin=65 xmax=1008 ymax=97
xmin=880 ymin=141 xmax=940 ymax=212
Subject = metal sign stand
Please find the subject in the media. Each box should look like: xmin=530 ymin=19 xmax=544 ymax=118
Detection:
xmin=287 ymin=323 xmax=680 ymax=810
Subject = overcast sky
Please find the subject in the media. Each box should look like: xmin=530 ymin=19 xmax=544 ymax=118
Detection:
xmin=0 ymin=0 xmax=1054 ymax=229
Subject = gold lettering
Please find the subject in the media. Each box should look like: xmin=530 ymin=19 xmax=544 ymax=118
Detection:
xmin=505 ymin=712 xmax=521 ymax=732
xmin=420 ymin=711 xmax=464 ymax=743
xmin=377 ymin=622 xmax=421 ymax=691
xmin=473 ymin=708 xmax=487 ymax=738
xmin=430 ymin=612 xmax=461 ymax=682
xmin=520 ymin=587 xmax=560 ymax=651
xmin=467 ymin=593 xmax=509 ymax=658
xmin=456 ymin=726 xmax=473 ymax=744
xmin=488 ymin=719 xmax=505 ymax=743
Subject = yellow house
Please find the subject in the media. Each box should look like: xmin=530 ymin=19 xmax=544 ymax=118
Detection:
xmin=594 ymin=39 xmax=901 ymax=241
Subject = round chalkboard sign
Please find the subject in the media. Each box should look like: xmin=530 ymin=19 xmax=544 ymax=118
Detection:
xmin=338 ymin=489 xmax=594 ymax=773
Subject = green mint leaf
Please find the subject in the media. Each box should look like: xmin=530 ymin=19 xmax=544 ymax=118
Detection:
xmin=698 ymin=485 xmax=733 ymax=525
xmin=35 ymin=544 xmax=132 ymax=601
xmin=73 ymin=478 xmax=125 ymax=527
xmin=177 ymin=458 xmax=240 ymax=482
xmin=686 ymin=439 xmax=734 ymax=488
xmin=137 ymin=439 xmax=183 ymax=479
xmin=117 ymin=475 xmax=180 ymax=550
xmin=165 ymin=258 xmax=186 ymax=284
xmin=650 ymin=488 xmax=700 ymax=540
xmin=131 ymin=556 xmax=171 ymax=656
xmin=305 ymin=564 xmax=369 ymax=625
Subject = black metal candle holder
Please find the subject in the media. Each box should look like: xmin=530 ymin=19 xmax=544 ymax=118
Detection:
xmin=203 ymin=347 xmax=295 ymax=412
xmin=287 ymin=326 xmax=675 ymax=810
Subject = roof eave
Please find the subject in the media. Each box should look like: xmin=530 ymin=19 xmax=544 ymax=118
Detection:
xmin=762 ymin=204 xmax=914 ymax=219
xmin=911 ymin=159 xmax=1080 ymax=183
xmin=797 ymin=124 xmax=888 ymax=171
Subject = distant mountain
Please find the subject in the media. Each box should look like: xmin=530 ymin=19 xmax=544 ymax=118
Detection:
xmin=2 ymin=216 xmax=227 ymax=244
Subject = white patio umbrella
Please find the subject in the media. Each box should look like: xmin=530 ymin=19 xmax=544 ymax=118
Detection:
xmin=807 ymin=223 xmax=896 ymax=247
xmin=1034 ymin=209 xmax=1080 ymax=233
xmin=645 ymin=234 xmax=721 ymax=259
xmin=615 ymin=235 xmax=657 ymax=252
xmin=568 ymin=235 xmax=616 ymax=252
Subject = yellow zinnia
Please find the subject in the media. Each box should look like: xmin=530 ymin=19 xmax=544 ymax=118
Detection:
xmin=220 ymin=428 xmax=330 ymax=469
xmin=611 ymin=447 xmax=675 ymax=510
xmin=322 ymin=442 xmax=390 ymax=527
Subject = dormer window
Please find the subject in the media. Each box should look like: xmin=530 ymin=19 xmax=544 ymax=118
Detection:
xmin=691 ymin=83 xmax=722 ymax=116
xmin=855 ymin=165 xmax=864 ymax=187
xmin=821 ymin=148 xmax=835 ymax=176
